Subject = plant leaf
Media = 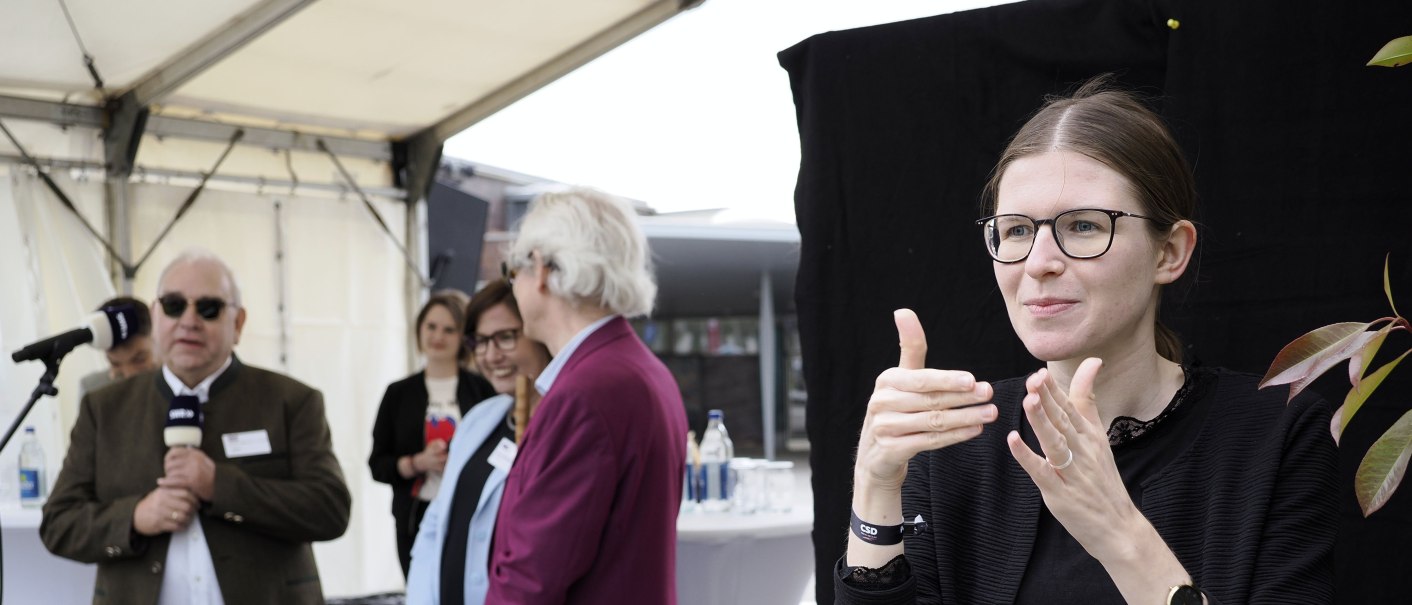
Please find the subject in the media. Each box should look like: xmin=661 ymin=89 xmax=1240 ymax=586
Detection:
xmin=1349 ymin=323 xmax=1393 ymax=391
xmin=1335 ymin=348 xmax=1410 ymax=444
xmin=1385 ymin=254 xmax=1399 ymax=318
xmin=1260 ymin=322 xmax=1379 ymax=401
xmin=1355 ymin=409 xmax=1412 ymax=516
xmin=1369 ymin=35 xmax=1412 ymax=67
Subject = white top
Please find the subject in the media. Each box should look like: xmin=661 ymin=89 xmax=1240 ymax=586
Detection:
xmin=419 ymin=375 xmax=461 ymax=501
xmin=158 ymin=356 xmax=232 ymax=605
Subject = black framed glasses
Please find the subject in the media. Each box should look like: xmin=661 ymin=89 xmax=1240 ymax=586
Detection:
xmin=976 ymin=208 xmax=1158 ymax=263
xmin=469 ymin=328 xmax=521 ymax=355
xmin=500 ymin=261 xmax=519 ymax=284
xmin=158 ymin=294 xmax=229 ymax=321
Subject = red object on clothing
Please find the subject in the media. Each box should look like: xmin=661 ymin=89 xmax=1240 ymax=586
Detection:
xmin=425 ymin=415 xmax=457 ymax=444
xmin=412 ymin=415 xmax=458 ymax=498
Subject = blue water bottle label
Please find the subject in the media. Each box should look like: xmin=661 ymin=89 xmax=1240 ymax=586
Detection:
xmin=19 ymin=468 xmax=40 ymax=499
xmin=719 ymin=463 xmax=730 ymax=500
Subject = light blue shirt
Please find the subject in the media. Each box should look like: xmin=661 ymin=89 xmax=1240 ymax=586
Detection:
xmin=534 ymin=314 xmax=618 ymax=396
xmin=404 ymin=393 xmax=515 ymax=605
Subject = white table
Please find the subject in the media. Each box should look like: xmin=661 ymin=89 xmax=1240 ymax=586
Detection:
xmin=676 ymin=507 xmax=813 ymax=605
xmin=1 ymin=507 xmax=98 ymax=604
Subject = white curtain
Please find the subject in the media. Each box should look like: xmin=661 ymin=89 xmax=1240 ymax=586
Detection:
xmin=0 ymin=167 xmax=112 ymax=508
xmin=1 ymin=167 xmax=416 ymax=597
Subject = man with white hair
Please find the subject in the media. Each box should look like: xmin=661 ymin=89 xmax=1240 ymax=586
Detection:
xmin=487 ymin=188 xmax=687 ymax=604
xmin=42 ymin=249 xmax=351 ymax=604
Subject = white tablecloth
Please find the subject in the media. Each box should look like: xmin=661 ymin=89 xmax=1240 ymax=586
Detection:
xmin=1 ymin=507 xmax=97 ymax=604
xmin=676 ymin=507 xmax=813 ymax=605
xmin=5 ymin=506 xmax=816 ymax=604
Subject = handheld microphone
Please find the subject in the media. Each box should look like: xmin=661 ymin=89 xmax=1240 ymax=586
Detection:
xmin=10 ymin=303 xmax=143 ymax=363
xmin=164 ymin=395 xmax=203 ymax=448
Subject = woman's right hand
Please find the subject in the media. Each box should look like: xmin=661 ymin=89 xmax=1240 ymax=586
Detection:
xmin=855 ymin=309 xmax=997 ymax=491
xmin=848 ymin=309 xmax=996 ymax=567
xmin=412 ymin=439 xmax=449 ymax=474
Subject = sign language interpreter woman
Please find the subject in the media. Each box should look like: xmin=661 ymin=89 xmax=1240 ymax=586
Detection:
xmin=835 ymin=78 xmax=1338 ymax=605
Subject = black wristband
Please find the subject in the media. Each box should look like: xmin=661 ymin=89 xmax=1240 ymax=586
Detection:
xmin=850 ymin=510 xmax=928 ymax=545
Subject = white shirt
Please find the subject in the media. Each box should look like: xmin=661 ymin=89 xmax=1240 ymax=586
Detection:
xmin=158 ymin=356 xmax=232 ymax=605
xmin=419 ymin=374 xmax=462 ymax=501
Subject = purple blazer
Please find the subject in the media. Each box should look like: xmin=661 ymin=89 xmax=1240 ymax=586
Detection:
xmin=487 ymin=316 xmax=687 ymax=604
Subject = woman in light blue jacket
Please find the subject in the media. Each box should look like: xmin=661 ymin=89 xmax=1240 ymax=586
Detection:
xmin=406 ymin=280 xmax=551 ymax=604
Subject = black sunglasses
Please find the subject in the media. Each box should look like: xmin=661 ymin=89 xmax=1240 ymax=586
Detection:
xmin=158 ymin=294 xmax=229 ymax=321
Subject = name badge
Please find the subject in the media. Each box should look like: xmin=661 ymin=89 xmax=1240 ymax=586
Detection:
xmin=222 ymin=430 xmax=273 ymax=458
xmin=488 ymin=438 xmax=517 ymax=471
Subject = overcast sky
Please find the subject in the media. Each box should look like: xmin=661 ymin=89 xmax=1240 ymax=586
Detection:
xmin=444 ymin=0 xmax=1016 ymax=223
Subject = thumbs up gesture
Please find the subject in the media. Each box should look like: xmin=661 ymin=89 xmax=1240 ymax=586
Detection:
xmin=854 ymin=309 xmax=998 ymax=491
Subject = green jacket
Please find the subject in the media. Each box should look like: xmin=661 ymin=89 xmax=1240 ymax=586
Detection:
xmin=41 ymin=357 xmax=351 ymax=604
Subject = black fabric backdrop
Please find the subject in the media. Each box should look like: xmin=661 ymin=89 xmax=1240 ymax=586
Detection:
xmin=780 ymin=0 xmax=1412 ymax=602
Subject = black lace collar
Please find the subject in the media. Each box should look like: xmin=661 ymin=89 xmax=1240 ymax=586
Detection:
xmin=1106 ymin=366 xmax=1194 ymax=446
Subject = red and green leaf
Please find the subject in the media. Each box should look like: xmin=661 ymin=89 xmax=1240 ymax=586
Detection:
xmin=1334 ymin=348 xmax=1411 ymax=444
xmin=1261 ymin=322 xmax=1381 ymax=402
xmin=1347 ymin=325 xmax=1391 ymax=391
xmin=1355 ymin=409 xmax=1412 ymax=516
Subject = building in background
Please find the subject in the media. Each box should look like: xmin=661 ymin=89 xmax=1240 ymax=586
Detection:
xmin=434 ymin=157 xmax=806 ymax=457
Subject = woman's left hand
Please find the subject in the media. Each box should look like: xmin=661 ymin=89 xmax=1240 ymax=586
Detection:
xmin=1005 ymin=358 xmax=1143 ymax=558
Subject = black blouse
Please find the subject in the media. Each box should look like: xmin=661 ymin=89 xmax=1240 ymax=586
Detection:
xmin=1011 ymin=367 xmax=1204 ymax=603
xmin=835 ymin=366 xmax=1338 ymax=605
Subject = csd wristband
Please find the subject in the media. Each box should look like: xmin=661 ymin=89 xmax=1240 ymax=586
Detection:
xmin=850 ymin=510 xmax=927 ymax=545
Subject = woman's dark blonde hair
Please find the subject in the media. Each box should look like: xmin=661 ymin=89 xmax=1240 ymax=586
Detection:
xmin=981 ymin=76 xmax=1196 ymax=363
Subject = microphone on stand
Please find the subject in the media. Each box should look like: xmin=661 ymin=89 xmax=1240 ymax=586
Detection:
xmin=10 ymin=303 xmax=143 ymax=363
xmin=164 ymin=395 xmax=202 ymax=448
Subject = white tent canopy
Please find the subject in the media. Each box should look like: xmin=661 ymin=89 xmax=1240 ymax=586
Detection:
xmin=4 ymin=0 xmax=699 ymax=137
xmin=2 ymin=0 xmax=703 ymax=204
xmin=0 ymin=0 xmax=702 ymax=598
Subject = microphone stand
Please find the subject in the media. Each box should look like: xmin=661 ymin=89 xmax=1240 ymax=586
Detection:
xmin=2 ymin=355 xmax=61 ymax=452
xmin=1 ymin=350 xmax=68 ymax=601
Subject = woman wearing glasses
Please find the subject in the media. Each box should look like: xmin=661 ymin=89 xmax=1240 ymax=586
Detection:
xmin=405 ymin=279 xmax=552 ymax=605
xmin=836 ymin=79 xmax=1337 ymax=605
xmin=369 ymin=291 xmax=496 ymax=578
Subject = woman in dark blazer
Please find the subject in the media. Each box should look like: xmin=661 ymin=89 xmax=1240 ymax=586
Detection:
xmin=370 ymin=291 xmax=495 ymax=578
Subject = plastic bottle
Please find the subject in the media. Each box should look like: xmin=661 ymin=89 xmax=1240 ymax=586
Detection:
xmin=19 ymin=426 xmax=46 ymax=508
xmin=682 ymin=430 xmax=700 ymax=513
xmin=697 ymin=409 xmax=734 ymax=512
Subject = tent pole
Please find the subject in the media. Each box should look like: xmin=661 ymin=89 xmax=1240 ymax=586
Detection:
xmin=103 ymin=92 xmax=147 ymax=292
xmin=105 ymin=179 xmax=132 ymax=294
xmin=759 ymin=270 xmax=777 ymax=460
xmin=405 ymin=193 xmax=429 ymax=373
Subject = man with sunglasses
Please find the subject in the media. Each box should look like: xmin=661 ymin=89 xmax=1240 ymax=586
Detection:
xmin=42 ymin=249 xmax=352 ymax=604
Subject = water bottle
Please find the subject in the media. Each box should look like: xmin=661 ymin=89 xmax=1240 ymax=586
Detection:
xmin=19 ymin=426 xmax=47 ymax=508
xmin=697 ymin=410 xmax=734 ymax=512
xmin=682 ymin=430 xmax=700 ymax=513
